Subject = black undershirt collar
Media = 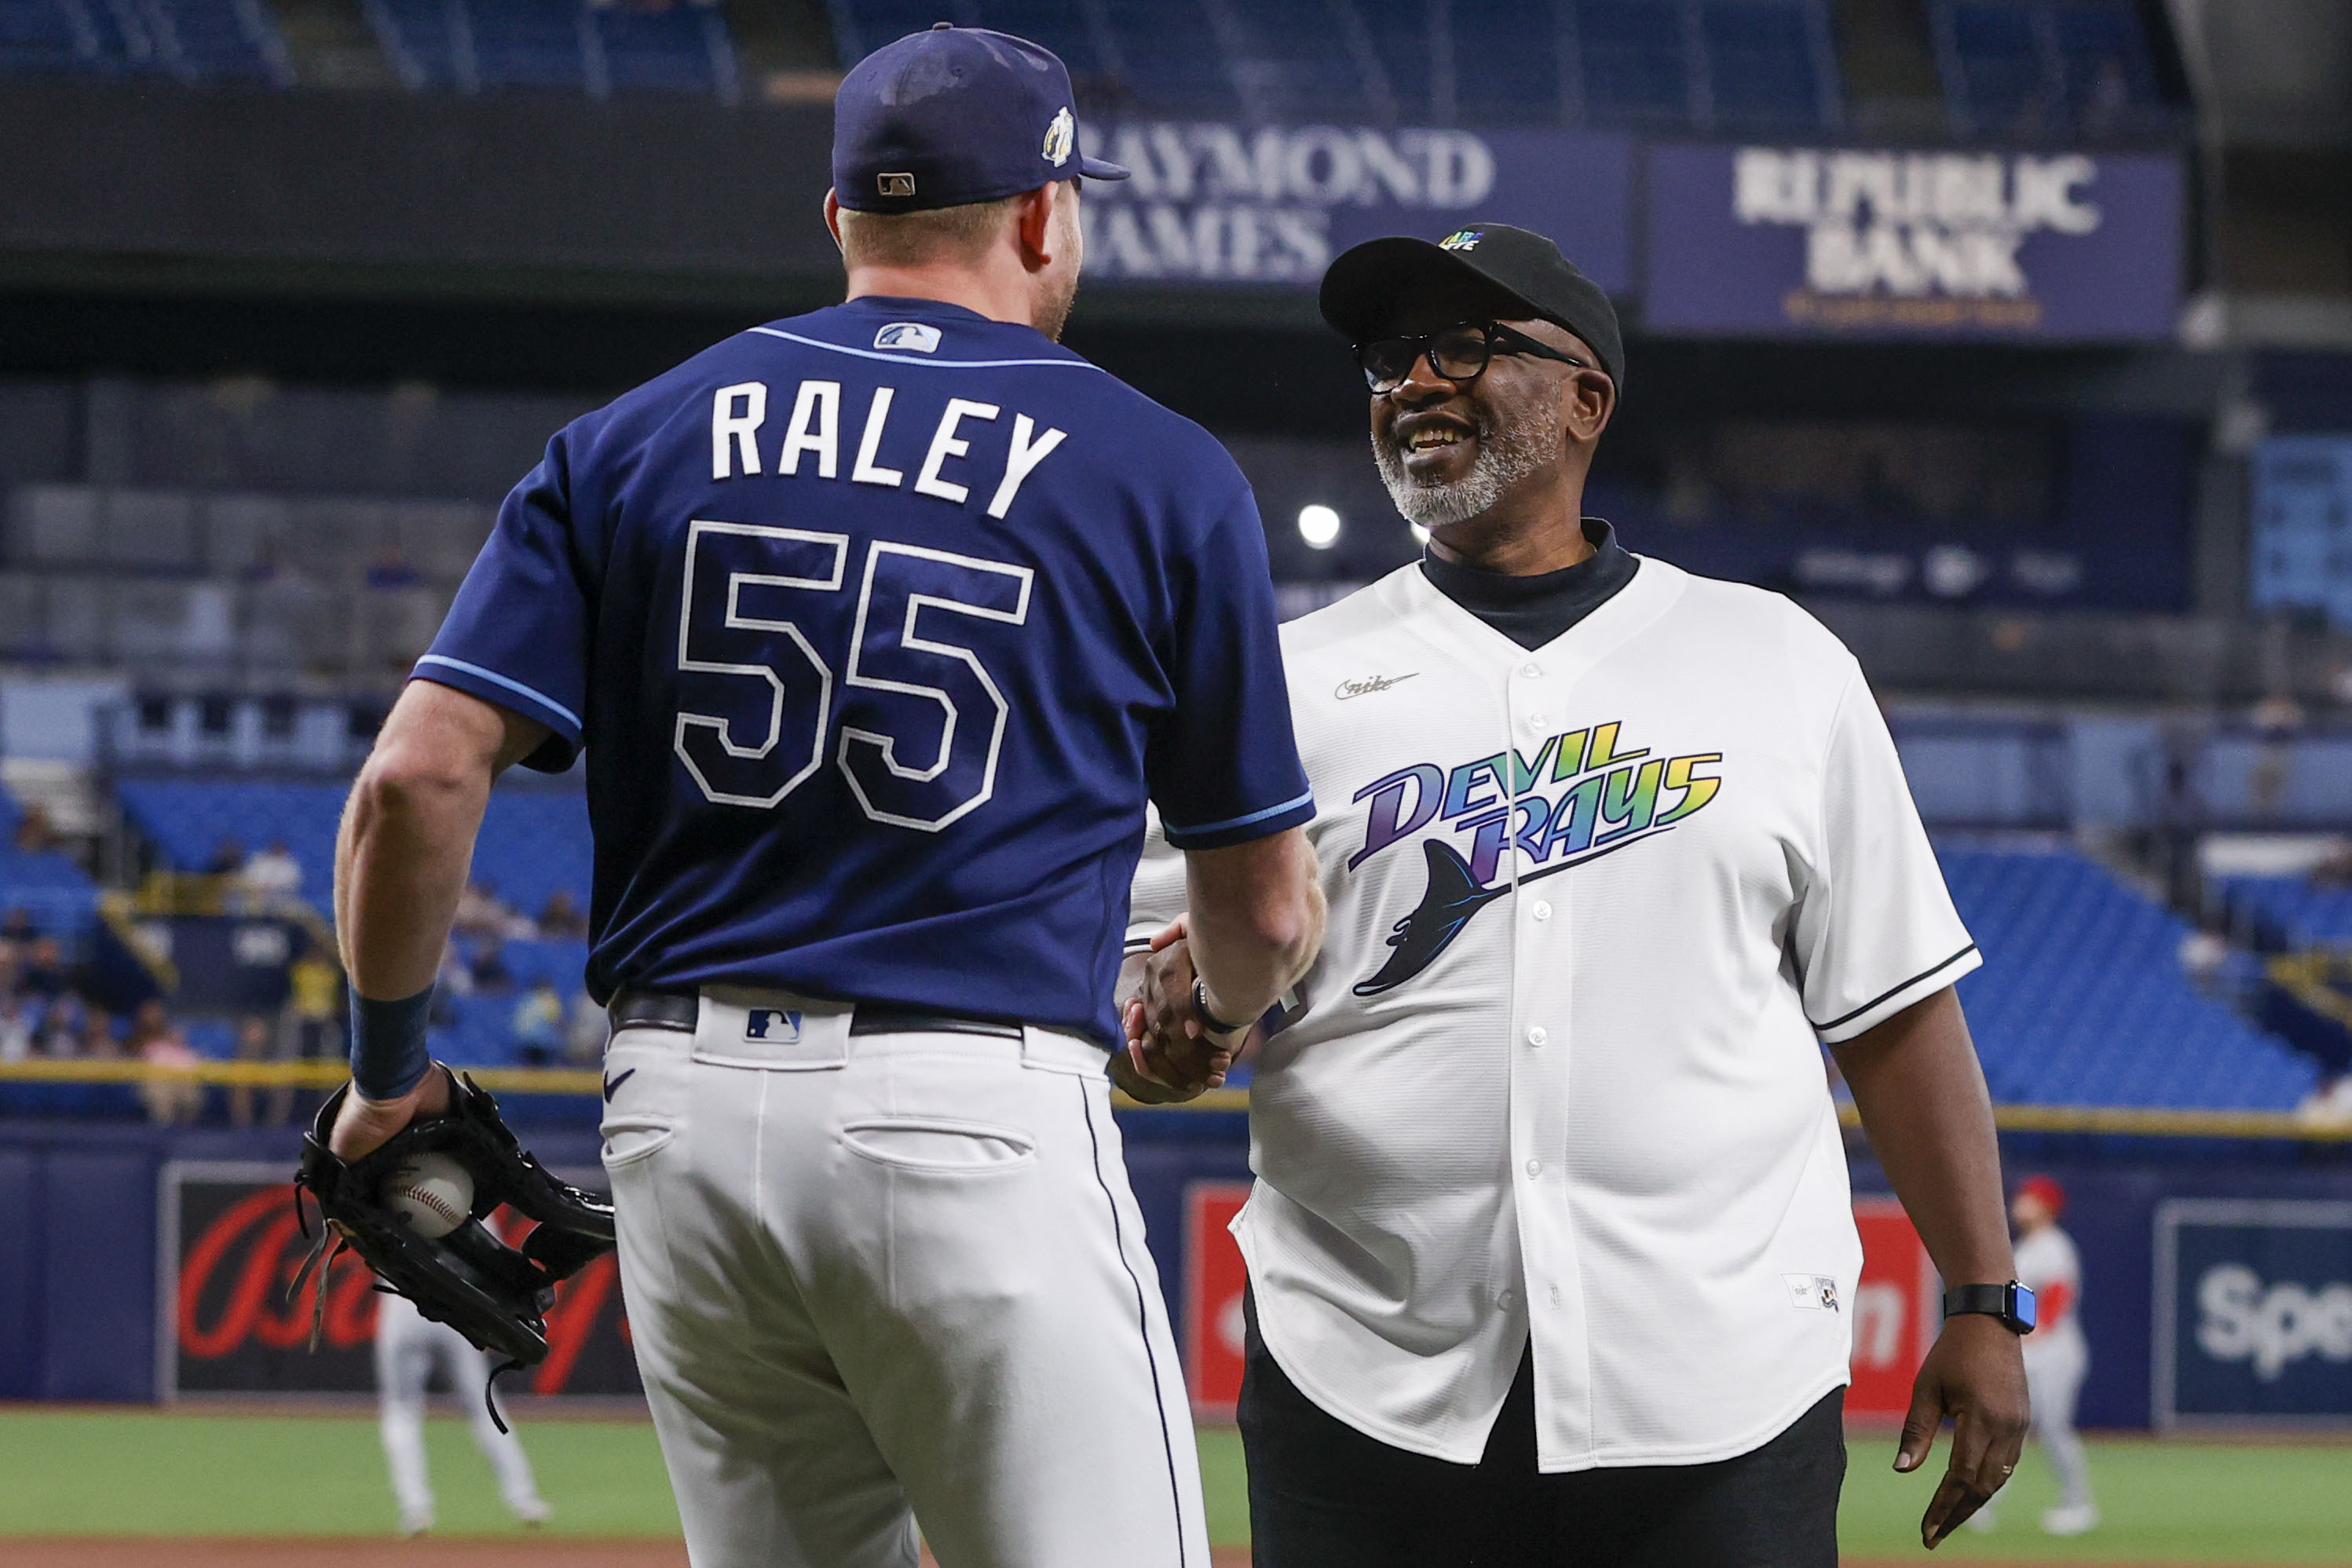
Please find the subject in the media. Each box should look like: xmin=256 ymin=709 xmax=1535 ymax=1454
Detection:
xmin=1417 ymin=519 xmax=1640 ymax=652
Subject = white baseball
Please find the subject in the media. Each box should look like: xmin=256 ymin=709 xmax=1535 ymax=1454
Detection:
xmin=382 ymin=1153 xmax=474 ymax=1239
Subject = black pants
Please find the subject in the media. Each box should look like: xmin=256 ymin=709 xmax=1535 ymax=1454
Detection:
xmin=1238 ymin=1294 xmax=1845 ymax=1567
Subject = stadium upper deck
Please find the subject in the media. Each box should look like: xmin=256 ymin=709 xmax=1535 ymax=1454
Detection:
xmin=0 ymin=0 xmax=2188 ymax=143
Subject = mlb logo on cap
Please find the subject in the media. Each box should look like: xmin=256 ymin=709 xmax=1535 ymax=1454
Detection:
xmin=832 ymin=24 xmax=1128 ymax=214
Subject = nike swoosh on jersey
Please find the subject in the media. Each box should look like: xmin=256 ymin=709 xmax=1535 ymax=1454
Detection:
xmin=1353 ymin=828 xmax=1676 ymax=996
xmin=601 ymin=1068 xmax=637 ymax=1102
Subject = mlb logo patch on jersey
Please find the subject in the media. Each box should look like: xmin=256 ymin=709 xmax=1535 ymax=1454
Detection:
xmin=744 ymin=1008 xmax=803 ymax=1044
xmin=1439 ymin=228 xmax=1484 ymax=251
xmin=1783 ymin=1274 xmax=1841 ymax=1313
xmin=873 ymin=321 xmax=942 ymax=353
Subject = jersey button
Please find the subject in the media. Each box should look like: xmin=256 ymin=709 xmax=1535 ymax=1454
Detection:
xmin=1498 ymin=1288 xmax=1518 ymax=1310
xmin=1525 ymin=1157 xmax=1543 ymax=1178
xmin=1531 ymin=901 xmax=1552 ymax=922
xmin=1526 ymin=713 xmax=1549 ymax=732
xmin=1527 ymin=1025 xmax=1548 ymax=1047
xmin=1521 ymin=663 xmax=1542 ymax=679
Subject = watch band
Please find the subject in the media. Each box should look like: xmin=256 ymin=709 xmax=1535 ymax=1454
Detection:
xmin=1942 ymin=1281 xmax=2036 ymax=1334
xmin=1191 ymin=976 xmax=1250 ymax=1036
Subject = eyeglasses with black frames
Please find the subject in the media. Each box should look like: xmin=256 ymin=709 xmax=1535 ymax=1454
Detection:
xmin=1355 ymin=322 xmax=1591 ymax=395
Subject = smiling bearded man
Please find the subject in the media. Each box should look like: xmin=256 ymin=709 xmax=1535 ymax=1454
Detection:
xmin=1119 ymin=223 xmax=2032 ymax=1567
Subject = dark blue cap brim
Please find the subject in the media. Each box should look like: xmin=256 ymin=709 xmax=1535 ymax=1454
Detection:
xmin=1078 ymin=155 xmax=1129 ymax=181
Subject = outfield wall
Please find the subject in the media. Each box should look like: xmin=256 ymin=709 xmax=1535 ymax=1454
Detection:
xmin=4 ymin=1115 xmax=2349 ymax=1429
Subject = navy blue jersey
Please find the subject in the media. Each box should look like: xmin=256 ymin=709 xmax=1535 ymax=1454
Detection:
xmin=417 ymin=296 xmax=1311 ymax=1045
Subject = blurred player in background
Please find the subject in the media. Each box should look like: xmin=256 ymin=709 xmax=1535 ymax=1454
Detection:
xmin=374 ymin=1290 xmax=551 ymax=1537
xmin=1974 ymin=1175 xmax=2098 ymax=1537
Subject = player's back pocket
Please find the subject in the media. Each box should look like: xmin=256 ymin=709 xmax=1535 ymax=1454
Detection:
xmin=838 ymin=1115 xmax=1037 ymax=1174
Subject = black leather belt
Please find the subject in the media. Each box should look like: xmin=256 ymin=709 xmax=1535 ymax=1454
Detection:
xmin=607 ymin=989 xmax=1022 ymax=1041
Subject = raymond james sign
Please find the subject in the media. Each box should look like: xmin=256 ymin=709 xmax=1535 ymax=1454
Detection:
xmin=2154 ymin=1200 xmax=2352 ymax=1427
xmin=1644 ymin=143 xmax=2182 ymax=339
xmin=1079 ymin=122 xmax=1634 ymax=291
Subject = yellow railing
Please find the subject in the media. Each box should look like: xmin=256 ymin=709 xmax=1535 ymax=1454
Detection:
xmin=1 ymin=1060 xmax=2347 ymax=1139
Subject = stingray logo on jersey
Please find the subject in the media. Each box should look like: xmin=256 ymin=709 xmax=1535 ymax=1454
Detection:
xmin=1346 ymin=721 xmax=1724 ymax=995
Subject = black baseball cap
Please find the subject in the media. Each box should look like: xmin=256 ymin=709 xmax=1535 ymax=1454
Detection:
xmin=1319 ymin=223 xmax=1624 ymax=390
xmin=832 ymin=24 xmax=1128 ymax=214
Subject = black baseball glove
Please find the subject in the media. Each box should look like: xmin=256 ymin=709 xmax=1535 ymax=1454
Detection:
xmin=290 ymin=1068 xmax=616 ymax=1418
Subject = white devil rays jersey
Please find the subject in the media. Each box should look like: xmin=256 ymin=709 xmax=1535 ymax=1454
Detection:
xmin=1131 ymin=555 xmax=1977 ymax=1471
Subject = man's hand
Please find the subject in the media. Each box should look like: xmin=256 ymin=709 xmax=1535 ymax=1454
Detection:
xmin=327 ymin=1064 xmax=454 ymax=1161
xmin=1112 ymin=919 xmax=1242 ymax=1101
xmin=1895 ymin=1313 xmax=2029 ymax=1547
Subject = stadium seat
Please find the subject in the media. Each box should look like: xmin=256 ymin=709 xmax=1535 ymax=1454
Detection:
xmin=1943 ymin=846 xmax=2320 ymax=1110
xmin=1571 ymin=0 xmax=1693 ymax=129
xmin=1699 ymin=0 xmax=1838 ymax=133
xmin=364 ymin=0 xmax=738 ymax=97
xmin=1933 ymin=0 xmax=2165 ymax=138
xmin=0 ymin=0 xmax=287 ymax=82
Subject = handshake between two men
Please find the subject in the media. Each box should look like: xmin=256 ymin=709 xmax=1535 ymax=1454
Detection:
xmin=1112 ymin=829 xmax=1326 ymax=1106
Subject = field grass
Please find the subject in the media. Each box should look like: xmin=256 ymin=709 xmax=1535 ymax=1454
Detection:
xmin=3 ymin=1409 xmax=2350 ymax=1563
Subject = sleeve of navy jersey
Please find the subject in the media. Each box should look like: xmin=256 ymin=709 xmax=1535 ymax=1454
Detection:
xmin=1148 ymin=484 xmax=1314 ymax=850
xmin=414 ymin=433 xmax=591 ymax=773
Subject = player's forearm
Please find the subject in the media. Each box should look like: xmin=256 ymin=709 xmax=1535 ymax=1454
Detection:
xmin=1183 ymin=829 xmax=1325 ymax=1023
xmin=336 ymin=685 xmax=511 ymax=1000
xmin=1831 ymin=987 xmax=2016 ymax=1287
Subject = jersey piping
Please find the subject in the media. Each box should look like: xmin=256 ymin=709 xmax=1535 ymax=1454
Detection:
xmin=747 ymin=326 xmax=1110 ymax=373
xmin=1808 ymin=942 xmax=1980 ymax=1033
xmin=1163 ymin=788 xmax=1316 ymax=842
xmin=414 ymin=654 xmax=583 ymax=731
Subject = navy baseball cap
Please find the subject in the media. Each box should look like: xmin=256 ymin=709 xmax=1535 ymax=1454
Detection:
xmin=833 ymin=24 xmax=1128 ymax=214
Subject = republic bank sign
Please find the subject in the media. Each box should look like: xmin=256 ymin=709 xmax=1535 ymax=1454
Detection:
xmin=1077 ymin=122 xmax=1636 ymax=290
xmin=1644 ymin=141 xmax=2182 ymax=340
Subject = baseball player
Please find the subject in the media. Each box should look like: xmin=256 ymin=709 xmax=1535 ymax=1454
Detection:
xmin=1973 ymin=1175 xmax=2096 ymax=1536
xmin=1127 ymin=223 xmax=2029 ymax=1566
xmin=374 ymin=1289 xmax=551 ymax=1536
xmin=320 ymin=24 xmax=1324 ymax=1568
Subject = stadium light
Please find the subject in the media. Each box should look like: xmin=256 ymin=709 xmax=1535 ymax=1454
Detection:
xmin=1297 ymin=504 xmax=1343 ymax=550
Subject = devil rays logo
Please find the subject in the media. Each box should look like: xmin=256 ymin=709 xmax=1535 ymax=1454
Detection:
xmin=1354 ymin=832 xmax=1671 ymax=996
xmin=1348 ymin=722 xmax=1725 ymax=996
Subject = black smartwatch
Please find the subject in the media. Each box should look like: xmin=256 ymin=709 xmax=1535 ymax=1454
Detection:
xmin=1191 ymin=976 xmax=1250 ymax=1036
xmin=1942 ymin=1281 xmax=2036 ymax=1334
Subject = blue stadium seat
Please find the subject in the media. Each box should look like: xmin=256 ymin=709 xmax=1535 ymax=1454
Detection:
xmin=1699 ymin=0 xmax=1835 ymax=133
xmin=1942 ymin=846 xmax=2319 ymax=1111
xmin=115 ymin=777 xmax=591 ymax=930
xmin=1571 ymin=0 xmax=1692 ymax=128
xmin=0 ymin=0 xmax=285 ymax=82
xmin=1937 ymin=0 xmax=2050 ymax=136
xmin=0 ymin=0 xmax=99 ymax=75
xmin=1933 ymin=0 xmax=2164 ymax=138
xmin=595 ymin=0 xmax=737 ymax=99
xmin=1452 ymin=0 xmax=1565 ymax=125
xmin=366 ymin=0 xmax=737 ymax=97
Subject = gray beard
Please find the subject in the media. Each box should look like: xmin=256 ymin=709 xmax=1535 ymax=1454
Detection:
xmin=1372 ymin=405 xmax=1555 ymax=530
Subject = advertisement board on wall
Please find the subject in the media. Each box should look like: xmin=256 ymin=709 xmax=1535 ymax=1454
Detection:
xmin=1643 ymin=143 xmax=2182 ymax=340
xmin=2154 ymin=1200 xmax=2352 ymax=1427
xmin=1182 ymin=1183 xmax=1936 ymax=1423
xmin=159 ymin=1162 xmax=638 ymax=1398
xmin=1081 ymin=123 xmax=1635 ymax=291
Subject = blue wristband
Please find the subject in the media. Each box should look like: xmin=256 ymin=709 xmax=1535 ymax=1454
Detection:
xmin=349 ymin=986 xmax=436 ymax=1102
